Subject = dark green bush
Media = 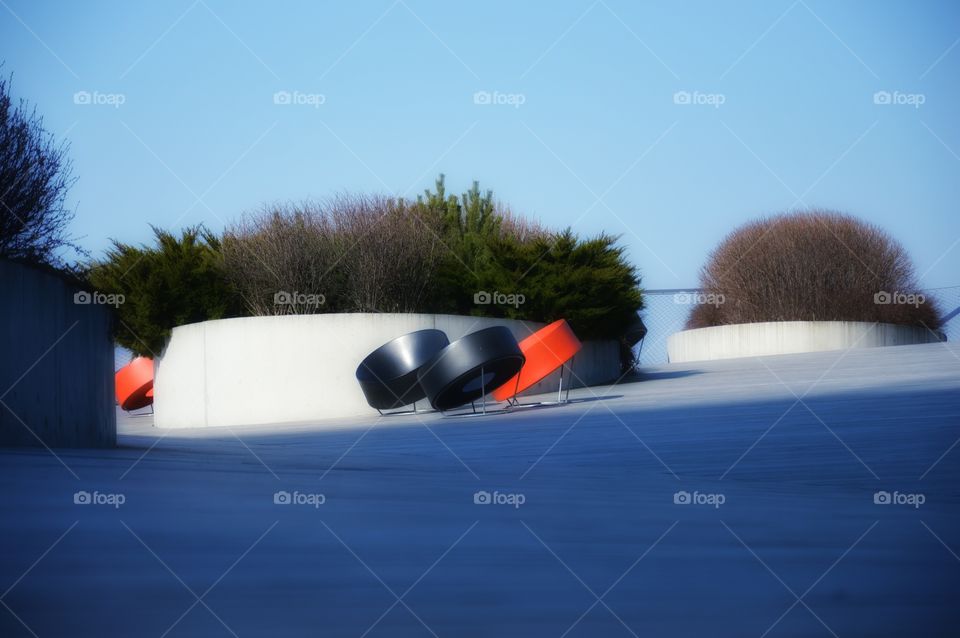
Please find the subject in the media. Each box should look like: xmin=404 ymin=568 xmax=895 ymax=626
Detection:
xmin=481 ymin=229 xmax=643 ymax=340
xmin=87 ymin=226 xmax=242 ymax=356
xmin=413 ymin=177 xmax=644 ymax=369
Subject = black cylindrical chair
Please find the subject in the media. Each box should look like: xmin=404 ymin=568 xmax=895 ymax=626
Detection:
xmin=356 ymin=329 xmax=450 ymax=411
xmin=417 ymin=326 xmax=525 ymax=411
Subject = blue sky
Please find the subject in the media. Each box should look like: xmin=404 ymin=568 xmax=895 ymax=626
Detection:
xmin=2 ymin=0 xmax=959 ymax=289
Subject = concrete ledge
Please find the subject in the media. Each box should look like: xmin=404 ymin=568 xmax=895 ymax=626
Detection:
xmin=667 ymin=320 xmax=945 ymax=363
xmin=154 ymin=313 xmax=619 ymax=428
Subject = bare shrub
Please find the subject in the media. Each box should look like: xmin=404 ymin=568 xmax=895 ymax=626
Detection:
xmin=222 ymin=194 xmax=446 ymax=315
xmin=222 ymin=203 xmax=335 ymax=315
xmin=327 ymin=194 xmax=446 ymax=312
xmin=496 ymin=204 xmax=549 ymax=242
xmin=688 ymin=210 xmax=941 ymax=329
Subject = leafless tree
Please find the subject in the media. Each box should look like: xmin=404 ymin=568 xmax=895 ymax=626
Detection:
xmin=0 ymin=72 xmax=78 ymax=267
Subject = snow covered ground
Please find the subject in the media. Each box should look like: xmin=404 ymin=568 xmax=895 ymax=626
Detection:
xmin=2 ymin=342 xmax=959 ymax=637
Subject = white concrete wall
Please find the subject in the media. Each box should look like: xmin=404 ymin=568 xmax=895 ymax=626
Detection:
xmin=0 ymin=260 xmax=116 ymax=447
xmin=667 ymin=321 xmax=945 ymax=363
xmin=154 ymin=313 xmax=619 ymax=428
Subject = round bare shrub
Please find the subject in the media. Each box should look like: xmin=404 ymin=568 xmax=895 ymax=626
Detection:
xmin=687 ymin=210 xmax=941 ymax=330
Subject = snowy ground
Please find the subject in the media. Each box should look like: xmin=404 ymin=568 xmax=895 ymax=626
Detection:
xmin=2 ymin=342 xmax=959 ymax=637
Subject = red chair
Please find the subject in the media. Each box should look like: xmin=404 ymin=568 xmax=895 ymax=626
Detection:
xmin=492 ymin=319 xmax=582 ymax=403
xmin=116 ymin=356 xmax=154 ymax=411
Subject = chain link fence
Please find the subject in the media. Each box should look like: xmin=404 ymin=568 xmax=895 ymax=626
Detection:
xmin=636 ymin=286 xmax=960 ymax=367
xmin=931 ymin=285 xmax=960 ymax=341
xmin=635 ymin=289 xmax=704 ymax=366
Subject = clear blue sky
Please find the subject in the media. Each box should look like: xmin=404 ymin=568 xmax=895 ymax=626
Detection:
xmin=2 ymin=0 xmax=958 ymax=288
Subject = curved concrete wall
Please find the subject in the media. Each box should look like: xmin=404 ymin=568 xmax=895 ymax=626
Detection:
xmin=667 ymin=321 xmax=945 ymax=363
xmin=154 ymin=313 xmax=619 ymax=428
xmin=0 ymin=260 xmax=116 ymax=447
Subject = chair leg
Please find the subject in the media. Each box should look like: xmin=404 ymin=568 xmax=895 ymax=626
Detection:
xmin=480 ymin=365 xmax=486 ymax=415
xmin=563 ymin=355 xmax=576 ymax=403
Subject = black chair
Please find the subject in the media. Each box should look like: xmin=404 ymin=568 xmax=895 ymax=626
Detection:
xmin=417 ymin=326 xmax=525 ymax=412
xmin=356 ymin=329 xmax=450 ymax=412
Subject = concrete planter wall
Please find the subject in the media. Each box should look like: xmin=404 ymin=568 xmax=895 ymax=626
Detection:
xmin=0 ymin=260 xmax=116 ymax=447
xmin=154 ymin=313 xmax=620 ymax=429
xmin=667 ymin=321 xmax=945 ymax=363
